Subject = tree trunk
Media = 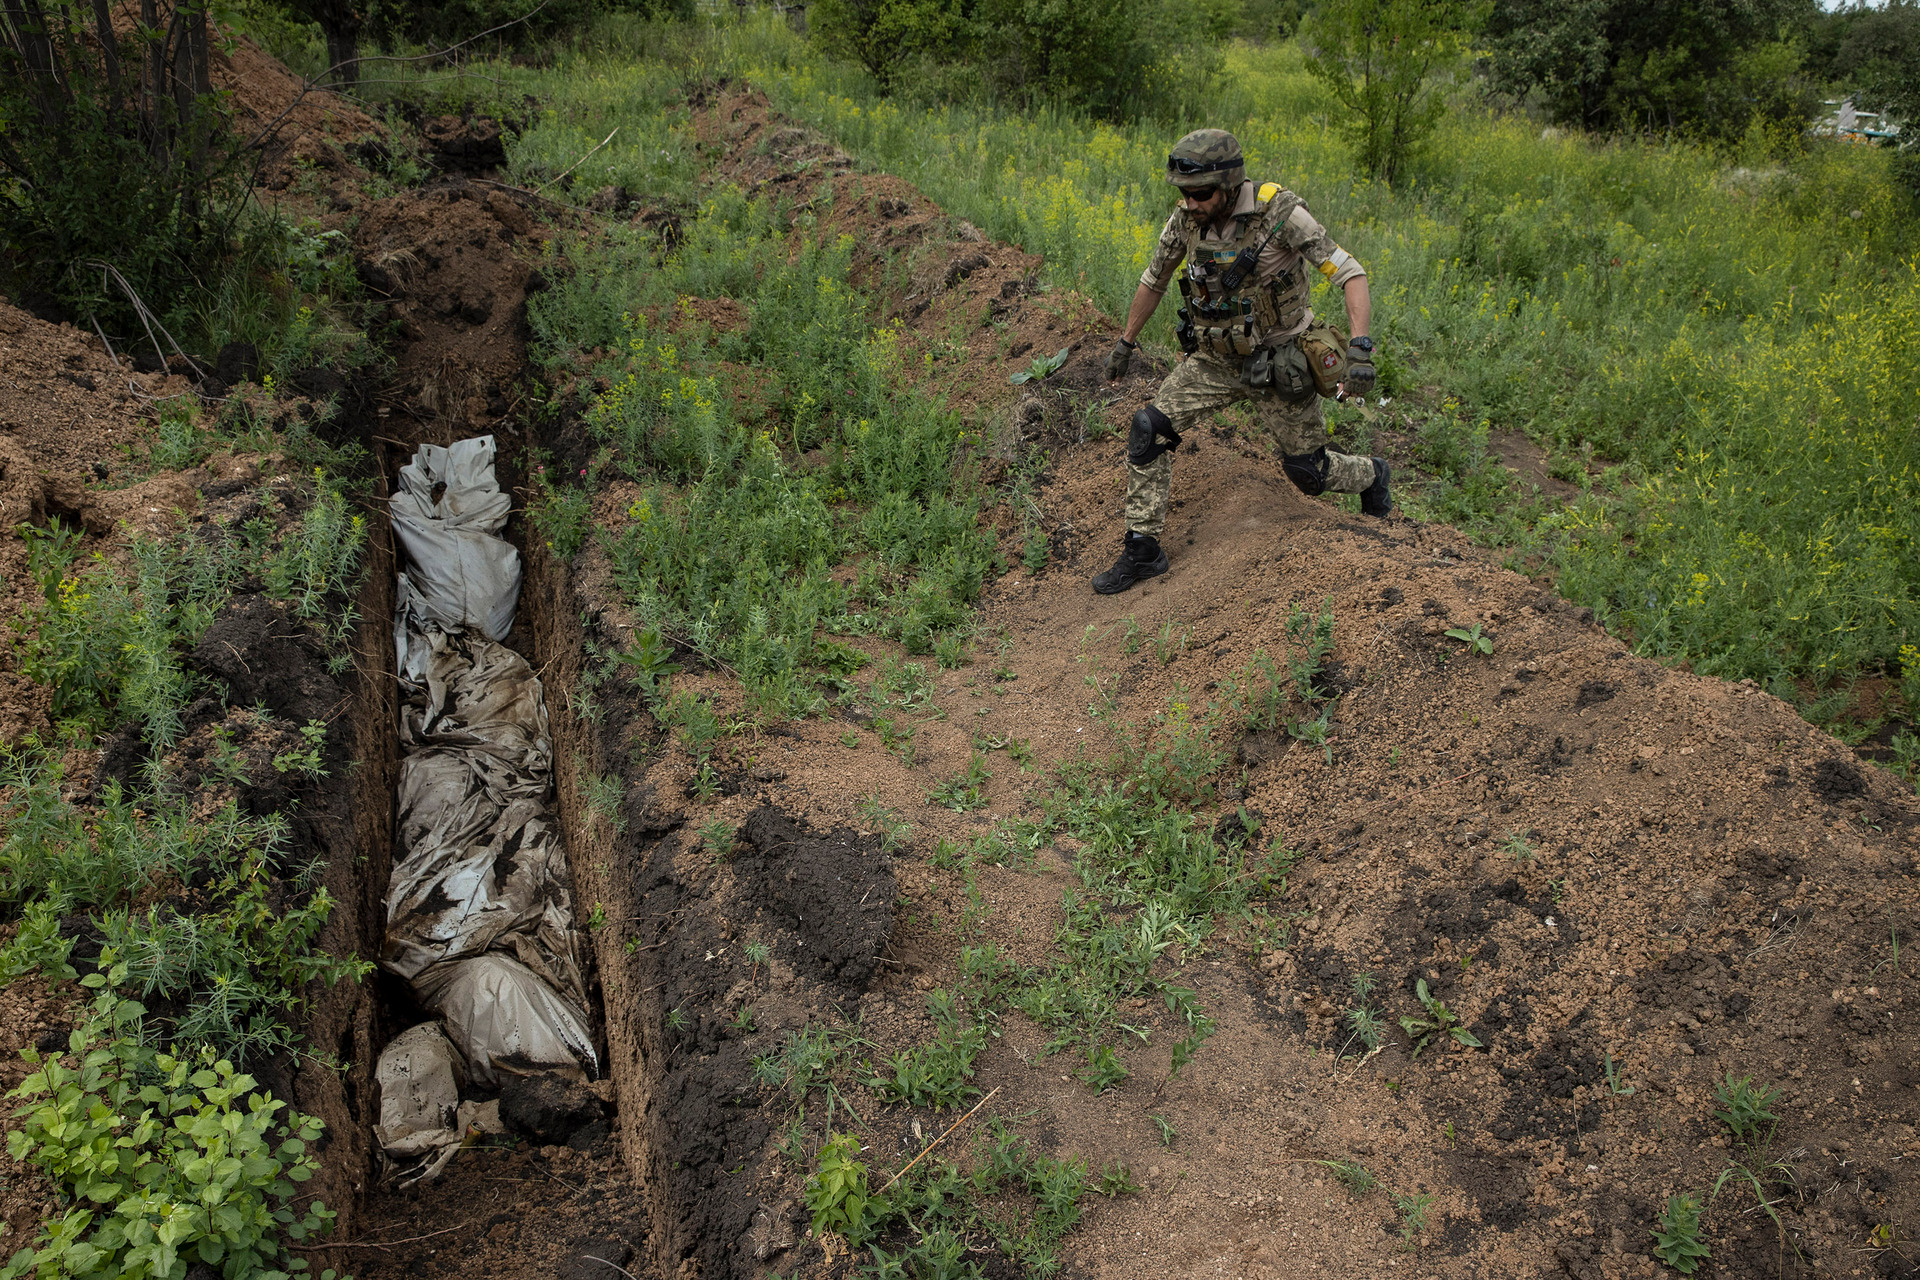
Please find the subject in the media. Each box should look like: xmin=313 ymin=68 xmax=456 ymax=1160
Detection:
xmin=325 ymin=25 xmax=358 ymax=89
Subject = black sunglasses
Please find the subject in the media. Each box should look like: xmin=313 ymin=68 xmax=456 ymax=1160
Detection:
xmin=1168 ymin=155 xmax=1237 ymax=176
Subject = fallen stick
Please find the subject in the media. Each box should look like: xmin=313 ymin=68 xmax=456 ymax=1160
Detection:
xmin=290 ymin=1221 xmax=470 ymax=1251
xmin=536 ymin=127 xmax=620 ymax=195
xmin=877 ymin=1086 xmax=1000 ymax=1195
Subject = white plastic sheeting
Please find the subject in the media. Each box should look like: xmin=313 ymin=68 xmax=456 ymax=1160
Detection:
xmin=390 ymin=436 xmax=522 ymax=641
xmin=373 ymin=1023 xmax=507 ymax=1186
xmin=377 ymin=434 xmax=596 ymax=1177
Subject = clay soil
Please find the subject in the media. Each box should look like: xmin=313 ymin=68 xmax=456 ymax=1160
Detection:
xmin=0 ymin=50 xmax=1915 ymax=1280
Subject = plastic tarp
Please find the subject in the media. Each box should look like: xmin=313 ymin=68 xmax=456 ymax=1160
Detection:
xmin=413 ymin=953 xmax=597 ymax=1085
xmin=377 ymin=436 xmax=596 ymax=1178
xmin=373 ymin=1023 xmax=507 ymax=1186
xmin=387 ymin=625 xmax=585 ymax=1008
xmin=390 ymin=435 xmax=521 ymax=641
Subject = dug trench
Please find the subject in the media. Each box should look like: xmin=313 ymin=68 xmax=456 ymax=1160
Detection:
xmin=5 ymin=54 xmax=1912 ymax=1280
xmin=333 ymin=86 xmax=1920 ymax=1280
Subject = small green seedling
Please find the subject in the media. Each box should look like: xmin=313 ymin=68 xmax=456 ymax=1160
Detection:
xmin=730 ymin=1004 xmax=757 ymax=1033
xmin=1500 ymin=830 xmax=1535 ymax=862
xmin=1444 ymin=623 xmax=1494 ymax=655
xmin=1151 ymin=1114 xmax=1176 ymax=1149
xmin=1096 ymin=1161 xmax=1141 ymax=1196
xmin=1651 ymin=1193 xmax=1711 ymax=1274
xmin=1154 ymin=618 xmax=1187 ymax=667
xmin=1712 ymin=1074 xmax=1780 ymax=1144
xmin=1008 ymin=346 xmax=1070 ymax=384
xmin=745 ymin=940 xmax=772 ymax=978
xmin=1321 ymin=1159 xmax=1378 ymax=1196
xmin=1287 ymin=703 xmax=1336 ymax=764
xmin=806 ymin=1133 xmax=871 ymax=1238
xmin=1392 ymin=1191 xmax=1435 ymax=1249
xmin=1399 ymin=979 xmax=1483 ymax=1057
xmin=1605 ymin=1050 xmax=1635 ymax=1096
xmin=1080 ymin=1044 xmax=1129 ymax=1093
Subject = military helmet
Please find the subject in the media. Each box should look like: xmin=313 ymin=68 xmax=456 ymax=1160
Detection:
xmin=1166 ymin=129 xmax=1244 ymax=192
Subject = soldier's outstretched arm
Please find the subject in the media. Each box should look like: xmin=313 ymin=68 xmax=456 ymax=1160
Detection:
xmin=1121 ymin=282 xmax=1164 ymax=344
xmin=1105 ymin=282 xmax=1167 ymax=380
xmin=1343 ymin=275 xmax=1371 ymax=342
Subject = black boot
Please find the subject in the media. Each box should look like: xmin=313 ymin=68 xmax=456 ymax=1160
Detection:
xmin=1091 ymin=531 xmax=1170 ymax=595
xmin=1360 ymin=457 xmax=1393 ymax=518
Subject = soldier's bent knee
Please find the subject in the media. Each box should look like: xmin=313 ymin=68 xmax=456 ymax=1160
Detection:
xmin=1282 ymin=446 xmax=1331 ymax=496
xmin=1129 ymin=407 xmax=1175 ymax=466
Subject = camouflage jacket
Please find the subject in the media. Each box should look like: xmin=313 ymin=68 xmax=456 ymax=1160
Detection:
xmin=1139 ymin=180 xmax=1365 ymax=353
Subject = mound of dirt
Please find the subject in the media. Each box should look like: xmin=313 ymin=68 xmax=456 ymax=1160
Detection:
xmin=738 ymin=806 xmax=896 ymax=989
xmin=352 ymin=184 xmax=546 ymax=434
xmin=214 ymin=31 xmax=383 ymax=197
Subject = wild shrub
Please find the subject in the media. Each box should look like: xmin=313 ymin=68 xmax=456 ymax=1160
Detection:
xmin=264 ymin=474 xmax=368 ymax=633
xmin=4 ymin=970 xmax=340 ymax=1280
xmin=866 ymin=992 xmax=986 ymax=1109
xmin=1299 ymin=0 xmax=1475 ymax=182
xmin=0 ymin=749 xmax=369 ymax=1063
xmin=573 ymin=193 xmax=996 ymax=715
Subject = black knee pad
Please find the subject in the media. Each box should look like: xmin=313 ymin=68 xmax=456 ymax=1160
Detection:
xmin=1282 ymin=446 xmax=1331 ymax=496
xmin=1128 ymin=406 xmax=1181 ymax=466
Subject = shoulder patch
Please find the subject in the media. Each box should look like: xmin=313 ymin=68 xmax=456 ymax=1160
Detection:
xmin=1258 ymin=182 xmax=1281 ymax=203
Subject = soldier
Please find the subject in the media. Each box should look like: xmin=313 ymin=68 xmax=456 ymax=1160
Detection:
xmin=1095 ymin=128 xmax=1391 ymax=595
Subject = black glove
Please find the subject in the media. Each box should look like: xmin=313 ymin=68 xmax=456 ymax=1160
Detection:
xmin=1345 ymin=337 xmax=1376 ymax=400
xmin=1105 ymin=337 xmax=1136 ymax=381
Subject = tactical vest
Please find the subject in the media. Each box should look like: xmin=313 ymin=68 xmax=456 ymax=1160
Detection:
xmin=1178 ymin=182 xmax=1310 ymax=361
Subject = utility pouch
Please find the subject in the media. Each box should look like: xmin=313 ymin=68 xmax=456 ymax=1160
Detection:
xmin=1299 ymin=322 xmax=1350 ymax=398
xmin=1243 ymin=346 xmax=1275 ymax=389
xmin=1248 ymin=340 xmax=1316 ymax=402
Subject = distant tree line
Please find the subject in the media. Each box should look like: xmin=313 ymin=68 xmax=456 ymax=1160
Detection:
xmin=1481 ymin=0 xmax=1920 ymax=144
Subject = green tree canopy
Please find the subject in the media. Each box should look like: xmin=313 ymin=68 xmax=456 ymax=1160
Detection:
xmin=1482 ymin=0 xmax=1822 ymax=139
xmin=1299 ymin=0 xmax=1479 ymax=182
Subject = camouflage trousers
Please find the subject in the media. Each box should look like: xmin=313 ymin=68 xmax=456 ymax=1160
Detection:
xmin=1122 ymin=352 xmax=1377 ymax=537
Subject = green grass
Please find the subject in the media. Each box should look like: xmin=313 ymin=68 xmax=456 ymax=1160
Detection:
xmin=665 ymin=15 xmax=1920 ymax=698
xmin=526 ymin=181 xmax=999 ymax=720
xmin=311 ymin=12 xmax=1920 ymax=700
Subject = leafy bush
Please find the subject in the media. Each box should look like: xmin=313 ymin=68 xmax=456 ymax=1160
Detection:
xmin=1651 ymin=1192 xmax=1711 ymax=1274
xmin=805 ymin=1132 xmax=875 ymax=1239
xmin=265 ymin=475 xmax=368 ymax=635
xmin=809 ymin=0 xmax=1226 ymax=117
xmin=3 ymin=970 xmax=341 ymax=1280
xmin=1482 ymin=0 xmax=1820 ymax=141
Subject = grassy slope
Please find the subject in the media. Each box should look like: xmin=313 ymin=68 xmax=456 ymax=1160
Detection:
xmin=643 ymin=21 xmax=1913 ymax=705
xmin=344 ymin=16 xmax=1920 ymax=710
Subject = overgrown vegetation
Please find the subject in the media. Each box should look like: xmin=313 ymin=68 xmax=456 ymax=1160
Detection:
xmin=529 ymin=184 xmax=999 ymax=719
xmin=2 ymin=970 xmax=344 ymax=1278
xmin=660 ymin=14 xmax=1919 ymax=709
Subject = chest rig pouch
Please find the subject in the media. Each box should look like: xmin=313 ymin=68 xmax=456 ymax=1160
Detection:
xmin=1174 ymin=184 xmax=1303 ymax=367
xmin=1242 ymin=340 xmax=1318 ymax=402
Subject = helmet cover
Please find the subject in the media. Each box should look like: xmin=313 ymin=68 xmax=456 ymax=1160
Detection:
xmin=1166 ymin=129 xmax=1245 ymax=192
